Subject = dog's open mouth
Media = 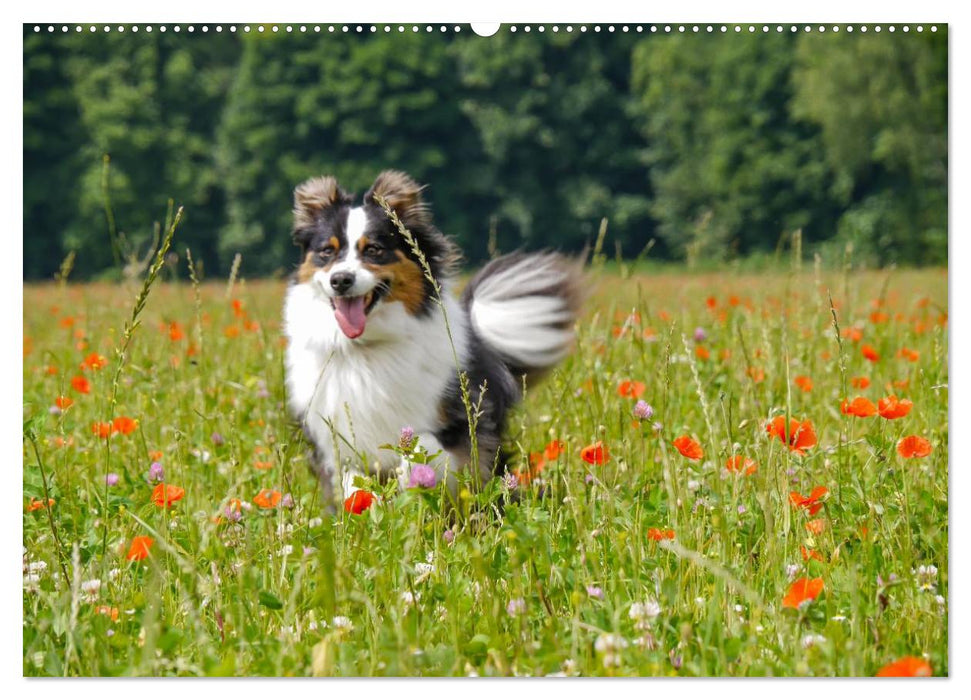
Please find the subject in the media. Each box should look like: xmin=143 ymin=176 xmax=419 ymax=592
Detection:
xmin=331 ymin=291 xmax=380 ymax=339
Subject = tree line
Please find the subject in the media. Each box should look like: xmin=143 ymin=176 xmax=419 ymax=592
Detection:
xmin=23 ymin=26 xmax=947 ymax=280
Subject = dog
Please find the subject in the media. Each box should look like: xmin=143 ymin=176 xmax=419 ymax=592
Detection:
xmin=283 ymin=170 xmax=582 ymax=510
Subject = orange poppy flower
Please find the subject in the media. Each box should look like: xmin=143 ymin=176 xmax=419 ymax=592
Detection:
xmin=725 ymin=455 xmax=758 ymax=475
xmin=850 ymin=376 xmax=870 ymax=389
xmin=705 ymin=296 xmax=717 ymax=309
xmin=232 ymin=299 xmax=245 ymax=318
xmin=695 ymin=345 xmax=710 ymax=361
xmin=54 ymin=396 xmax=74 ymax=410
xmin=71 ymin=375 xmax=91 ymax=394
xmin=870 ymin=311 xmax=889 ymax=324
xmin=861 ymin=344 xmax=880 ymax=362
xmin=782 ymin=577 xmax=824 ymax=609
xmin=794 ymin=376 xmax=813 ymax=392
xmin=253 ymin=489 xmax=282 ymax=509
xmin=765 ymin=416 xmax=817 ymax=456
xmin=840 ymin=396 xmax=877 ymax=418
xmin=80 ymin=352 xmax=108 ymax=371
xmin=95 ymin=605 xmax=120 ymax=622
xmin=875 ymin=656 xmax=932 ymax=677
xmin=112 ymin=416 xmax=138 ymax=435
xmin=747 ymin=367 xmax=765 ymax=383
xmin=800 ymin=545 xmax=825 ymax=563
xmin=151 ymin=483 xmax=185 ymax=507
xmin=344 ymin=490 xmax=374 ymax=515
xmin=543 ymin=440 xmax=565 ymax=462
xmin=897 ymin=347 xmax=920 ymax=362
xmin=26 ymin=497 xmax=55 ymax=512
xmin=897 ymin=435 xmax=933 ymax=459
xmin=842 ymin=327 xmax=863 ymax=343
xmin=617 ymin=380 xmax=646 ymax=399
xmin=877 ymin=395 xmax=913 ymax=420
xmin=673 ymin=435 xmax=704 ymax=461
xmin=45 ymin=365 xmax=59 ymax=375
xmin=647 ymin=528 xmax=675 ymax=542
xmin=168 ymin=322 xmax=185 ymax=342
xmin=59 ymin=315 xmax=75 ymax=328
xmin=254 ymin=460 xmax=273 ymax=470
xmin=805 ymin=518 xmax=827 ymax=535
xmin=224 ymin=326 xmax=240 ymax=339
xmin=126 ymin=536 xmax=154 ymax=561
xmin=790 ymin=486 xmax=828 ymax=516
xmin=91 ymin=422 xmax=113 ymax=439
xmin=580 ymin=441 xmax=610 ymax=465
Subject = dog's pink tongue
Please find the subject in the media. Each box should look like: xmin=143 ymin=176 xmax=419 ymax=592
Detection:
xmin=333 ymin=296 xmax=367 ymax=338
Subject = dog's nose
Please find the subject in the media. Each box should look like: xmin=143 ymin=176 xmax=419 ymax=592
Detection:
xmin=330 ymin=271 xmax=355 ymax=294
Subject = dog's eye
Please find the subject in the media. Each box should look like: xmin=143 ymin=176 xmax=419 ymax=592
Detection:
xmin=318 ymin=245 xmax=336 ymax=259
xmin=363 ymin=244 xmax=383 ymax=258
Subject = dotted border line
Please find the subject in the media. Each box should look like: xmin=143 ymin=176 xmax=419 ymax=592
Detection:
xmin=31 ymin=24 xmax=941 ymax=35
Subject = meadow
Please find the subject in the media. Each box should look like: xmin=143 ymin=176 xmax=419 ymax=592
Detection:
xmin=22 ymin=260 xmax=948 ymax=677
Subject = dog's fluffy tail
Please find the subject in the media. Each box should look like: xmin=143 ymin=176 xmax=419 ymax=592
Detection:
xmin=462 ymin=252 xmax=584 ymax=381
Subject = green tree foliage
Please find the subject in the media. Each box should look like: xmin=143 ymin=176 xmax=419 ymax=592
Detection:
xmin=791 ymin=29 xmax=948 ymax=265
xmin=630 ymin=33 xmax=838 ymax=262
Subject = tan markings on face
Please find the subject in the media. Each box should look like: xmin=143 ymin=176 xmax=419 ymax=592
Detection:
xmin=363 ymin=250 xmax=426 ymax=315
xmin=296 ymin=236 xmax=341 ymax=284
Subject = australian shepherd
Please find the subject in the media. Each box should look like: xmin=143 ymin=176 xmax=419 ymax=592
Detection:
xmin=283 ymin=170 xmax=582 ymax=510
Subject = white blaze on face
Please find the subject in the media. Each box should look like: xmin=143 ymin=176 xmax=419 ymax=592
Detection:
xmin=315 ymin=207 xmax=379 ymax=339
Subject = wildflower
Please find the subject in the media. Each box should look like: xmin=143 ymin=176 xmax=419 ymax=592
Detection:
xmin=594 ymin=633 xmax=628 ymax=668
xmin=782 ymin=577 xmax=824 ymax=609
xmin=443 ymin=529 xmax=455 ymax=545
xmin=586 ymin=585 xmax=604 ymax=599
xmin=211 ymin=431 xmax=225 ymax=446
xmin=506 ymin=598 xmax=526 ymax=616
xmin=693 ymin=327 xmax=707 ymax=342
xmin=633 ymin=400 xmax=654 ymax=420
xmin=875 ymin=656 xmax=932 ymax=677
xmin=842 ymin=327 xmax=863 ymax=343
xmin=747 ymin=366 xmax=765 ymax=383
xmin=398 ymin=426 xmax=415 ymax=449
xmin=91 ymin=422 xmax=113 ymax=439
xmin=254 ymin=489 xmax=283 ymax=509
xmin=801 ymin=545 xmax=825 ymax=563
xmin=502 ymin=472 xmax=520 ymax=491
xmin=785 ymin=563 xmax=801 ymax=580
xmin=725 ymin=455 xmax=757 ymax=475
xmin=789 ymin=486 xmax=828 ymax=516
xmin=805 ymin=518 xmax=827 ymax=535
xmin=151 ymin=483 xmax=185 ymax=508
xmin=281 ymin=493 xmax=295 ymax=508
xmin=916 ymin=565 xmax=938 ymax=592
xmin=26 ymin=497 xmax=55 ymax=512
xmin=617 ymin=379 xmax=646 ymax=400
xmin=861 ymin=344 xmax=880 ymax=362
xmin=105 ymin=473 xmax=119 ymax=487
xmin=95 ymin=605 xmax=119 ymax=622
xmin=897 ymin=347 xmax=920 ymax=362
xmin=897 ymin=435 xmax=933 ymax=459
xmin=331 ymin=616 xmax=353 ymax=633
xmin=147 ymin=462 xmax=164 ymax=483
xmin=407 ymin=463 xmax=438 ymax=489
xmin=737 ymin=504 xmax=747 ymax=515
xmin=794 ymin=375 xmax=813 ymax=392
xmin=223 ymin=325 xmax=240 ymax=339
xmin=126 ymin=536 xmax=154 ymax=562
xmin=629 ymin=600 xmax=662 ymax=628
xmin=840 ymin=396 xmax=877 ymax=418
xmin=648 ymin=528 xmax=675 ymax=542
xmin=542 ymin=439 xmax=565 ymax=461
xmin=580 ymin=441 xmax=610 ymax=465
xmin=112 ymin=416 xmax=138 ymax=435
xmin=765 ymin=416 xmax=817 ymax=456
xmin=81 ymin=578 xmax=102 ymax=603
xmin=801 ymin=634 xmax=827 ymax=649
xmin=878 ymin=395 xmax=913 ymax=420
xmin=343 ymin=490 xmax=373 ymax=514
xmin=694 ymin=345 xmax=710 ymax=361
xmin=673 ymin=435 xmax=704 ymax=461
xmin=168 ymin=322 xmax=184 ymax=342
xmin=850 ymin=376 xmax=871 ymax=389
xmin=80 ymin=353 xmax=108 ymax=371
xmin=54 ymin=396 xmax=74 ymax=411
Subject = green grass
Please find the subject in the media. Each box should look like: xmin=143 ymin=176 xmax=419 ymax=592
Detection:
xmin=22 ymin=265 xmax=948 ymax=677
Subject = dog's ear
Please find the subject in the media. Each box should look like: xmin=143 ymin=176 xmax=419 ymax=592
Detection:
xmin=365 ymin=170 xmax=430 ymax=229
xmin=292 ymin=176 xmax=347 ymax=248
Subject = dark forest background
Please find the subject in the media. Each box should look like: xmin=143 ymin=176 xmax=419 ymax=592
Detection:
xmin=23 ymin=25 xmax=948 ymax=280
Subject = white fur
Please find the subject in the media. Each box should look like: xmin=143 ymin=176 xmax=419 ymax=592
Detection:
xmin=319 ymin=207 xmax=377 ymax=297
xmin=284 ymin=276 xmax=468 ymax=506
xmin=469 ymin=255 xmax=575 ymax=369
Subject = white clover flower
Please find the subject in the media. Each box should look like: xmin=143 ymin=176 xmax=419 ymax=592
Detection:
xmin=107 ymin=568 xmax=122 ymax=581
xmin=277 ymin=544 xmax=294 ymax=557
xmin=629 ymin=600 xmax=662 ymax=622
xmin=400 ymin=591 xmax=420 ymax=608
xmin=594 ymin=633 xmax=628 ymax=668
xmin=331 ymin=616 xmax=353 ymax=632
xmin=916 ymin=564 xmax=939 ymax=592
xmin=802 ymin=633 xmax=827 ymax=649
xmin=81 ymin=578 xmax=102 ymax=602
xmin=308 ymin=517 xmax=323 ymax=528
xmin=414 ymin=561 xmax=435 ymax=584
xmin=23 ymin=573 xmax=42 ymax=593
xmin=785 ymin=563 xmax=801 ymax=580
xmin=26 ymin=561 xmax=48 ymax=575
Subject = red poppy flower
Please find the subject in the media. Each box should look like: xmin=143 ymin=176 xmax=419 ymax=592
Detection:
xmin=840 ymin=396 xmax=877 ymax=418
xmin=253 ymin=489 xmax=282 ymax=509
xmin=344 ymin=490 xmax=374 ymax=515
xmin=647 ymin=528 xmax=675 ymax=542
xmin=232 ymin=299 xmax=245 ymax=318
xmin=224 ymin=326 xmax=240 ymax=339
xmin=151 ymin=483 xmax=185 ymax=508
xmin=112 ymin=416 xmax=138 ymax=435
xmin=861 ymin=344 xmax=880 ymax=362
xmin=126 ymin=536 xmax=154 ymax=561
xmin=790 ymin=486 xmax=828 ymax=516
xmin=26 ymin=497 xmax=55 ymax=512
xmin=800 ymin=545 xmax=825 ymax=563
xmin=580 ymin=441 xmax=610 ymax=465
xmin=543 ymin=440 xmax=565 ymax=461
xmin=875 ymin=656 xmax=932 ymax=677
xmin=877 ymin=395 xmax=913 ymax=420
xmin=673 ymin=435 xmax=704 ymax=461
xmin=794 ymin=375 xmax=813 ymax=392
xmin=782 ymin=577 xmax=824 ymax=609
xmin=897 ymin=435 xmax=933 ymax=459
xmin=91 ymin=422 xmax=113 ymax=439
xmin=842 ymin=327 xmax=863 ymax=343
xmin=80 ymin=352 xmax=108 ymax=371
xmin=71 ymin=375 xmax=91 ymax=394
xmin=54 ymin=396 xmax=74 ymax=410
xmin=617 ymin=380 xmax=646 ymax=399
xmin=850 ymin=376 xmax=870 ymax=389
xmin=168 ymin=322 xmax=185 ymax=342
xmin=765 ymin=416 xmax=817 ymax=456
xmin=725 ymin=455 xmax=758 ymax=475
xmin=897 ymin=347 xmax=920 ymax=362
xmin=695 ymin=346 xmax=710 ymax=361
xmin=805 ymin=518 xmax=827 ymax=535
xmin=747 ymin=366 xmax=765 ymax=383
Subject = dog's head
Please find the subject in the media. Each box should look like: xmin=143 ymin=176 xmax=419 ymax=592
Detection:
xmin=291 ymin=170 xmax=460 ymax=339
